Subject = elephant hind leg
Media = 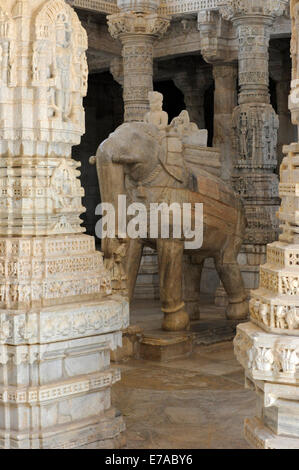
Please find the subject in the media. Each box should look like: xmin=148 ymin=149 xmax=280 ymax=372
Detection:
xmin=214 ymin=253 xmax=248 ymax=321
xmin=157 ymin=239 xmax=190 ymax=331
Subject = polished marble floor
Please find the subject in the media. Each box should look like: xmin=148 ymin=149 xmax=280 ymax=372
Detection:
xmin=112 ymin=340 xmax=255 ymax=449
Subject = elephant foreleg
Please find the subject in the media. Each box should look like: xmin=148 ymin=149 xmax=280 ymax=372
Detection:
xmin=157 ymin=239 xmax=190 ymax=331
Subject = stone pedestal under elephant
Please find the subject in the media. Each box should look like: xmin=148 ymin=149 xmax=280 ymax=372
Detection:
xmin=91 ymin=102 xmax=248 ymax=331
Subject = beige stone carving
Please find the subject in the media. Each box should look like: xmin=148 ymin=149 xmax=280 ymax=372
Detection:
xmin=92 ymin=102 xmax=248 ymax=332
xmin=108 ymin=2 xmax=170 ymax=122
xmin=144 ymin=91 xmax=168 ymax=130
xmin=0 ymin=0 xmax=129 ymax=449
xmin=234 ymin=0 xmax=299 ymax=449
xmin=219 ymin=0 xmax=287 ymax=252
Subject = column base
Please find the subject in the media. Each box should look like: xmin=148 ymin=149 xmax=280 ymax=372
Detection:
xmin=111 ymin=325 xmax=143 ymax=362
xmin=244 ymin=416 xmax=299 ymax=449
xmin=139 ymin=331 xmax=194 ymax=362
xmin=235 ymin=322 xmax=299 ymax=449
xmin=0 ymin=408 xmax=126 ymax=449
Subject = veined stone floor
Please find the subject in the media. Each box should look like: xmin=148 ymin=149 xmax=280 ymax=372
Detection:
xmin=112 ymin=296 xmax=256 ymax=450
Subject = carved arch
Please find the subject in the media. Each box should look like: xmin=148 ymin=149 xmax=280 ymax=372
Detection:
xmin=34 ymin=0 xmax=87 ymax=48
xmin=32 ymin=0 xmax=88 ymax=126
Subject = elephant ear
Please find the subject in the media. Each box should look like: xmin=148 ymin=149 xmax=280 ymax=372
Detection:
xmin=158 ymin=135 xmax=185 ymax=184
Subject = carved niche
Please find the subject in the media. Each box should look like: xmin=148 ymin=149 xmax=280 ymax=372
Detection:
xmin=0 ymin=2 xmax=15 ymax=87
xmin=232 ymin=104 xmax=279 ymax=170
xmin=32 ymin=0 xmax=88 ymax=129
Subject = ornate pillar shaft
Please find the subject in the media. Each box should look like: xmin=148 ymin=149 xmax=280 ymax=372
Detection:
xmin=237 ymin=19 xmax=272 ymax=105
xmin=122 ymin=33 xmax=155 ymax=122
xmin=213 ymin=62 xmax=238 ymax=306
xmin=233 ymin=0 xmax=299 ymax=449
xmin=0 ymin=0 xmax=129 ymax=449
xmin=232 ymin=17 xmax=279 ymax=246
xmin=219 ymin=0 xmax=288 ymax=289
xmin=108 ymin=6 xmax=169 ymax=122
xmin=174 ymin=64 xmax=213 ymax=129
xmin=213 ymin=62 xmax=238 ymax=181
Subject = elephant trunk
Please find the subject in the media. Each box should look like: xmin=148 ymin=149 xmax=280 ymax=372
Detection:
xmin=92 ymin=151 xmax=127 ymax=259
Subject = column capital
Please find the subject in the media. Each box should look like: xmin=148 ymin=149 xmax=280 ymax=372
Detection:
xmin=219 ymin=0 xmax=289 ymax=23
xmin=108 ymin=11 xmax=170 ymax=40
xmin=197 ymin=9 xmax=237 ymax=63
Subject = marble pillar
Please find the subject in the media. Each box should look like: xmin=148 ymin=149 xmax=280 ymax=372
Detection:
xmin=107 ymin=1 xmax=170 ymax=310
xmin=234 ymin=0 xmax=299 ymax=449
xmin=213 ymin=62 xmax=238 ymax=182
xmin=0 ymin=0 xmax=129 ymax=449
xmin=271 ymin=54 xmax=298 ymax=169
xmin=174 ymin=62 xmax=213 ymax=129
xmin=212 ymin=63 xmax=238 ymax=306
xmin=107 ymin=1 xmax=170 ymax=122
xmin=197 ymin=10 xmax=239 ymax=302
xmin=219 ymin=0 xmax=288 ymax=292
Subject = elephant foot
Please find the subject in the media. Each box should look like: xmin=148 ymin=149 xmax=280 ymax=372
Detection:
xmin=162 ymin=309 xmax=190 ymax=332
xmin=226 ymin=300 xmax=249 ymax=321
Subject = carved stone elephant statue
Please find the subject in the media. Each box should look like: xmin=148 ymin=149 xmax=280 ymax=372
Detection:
xmin=91 ymin=115 xmax=248 ymax=332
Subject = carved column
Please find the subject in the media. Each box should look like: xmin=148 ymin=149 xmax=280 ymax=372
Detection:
xmin=234 ymin=0 xmax=299 ymax=448
xmin=213 ymin=62 xmax=238 ymax=181
xmin=0 ymin=0 xmax=129 ymax=448
xmin=108 ymin=2 xmax=169 ymax=122
xmin=210 ymin=63 xmax=237 ymax=306
xmin=173 ymin=62 xmax=213 ymax=129
xmin=219 ymin=0 xmax=288 ymax=290
xmin=271 ymin=53 xmax=298 ymax=168
xmin=197 ymin=9 xmax=238 ymax=302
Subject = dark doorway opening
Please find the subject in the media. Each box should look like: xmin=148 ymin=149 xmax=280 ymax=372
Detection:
xmin=73 ymin=72 xmax=123 ymax=238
